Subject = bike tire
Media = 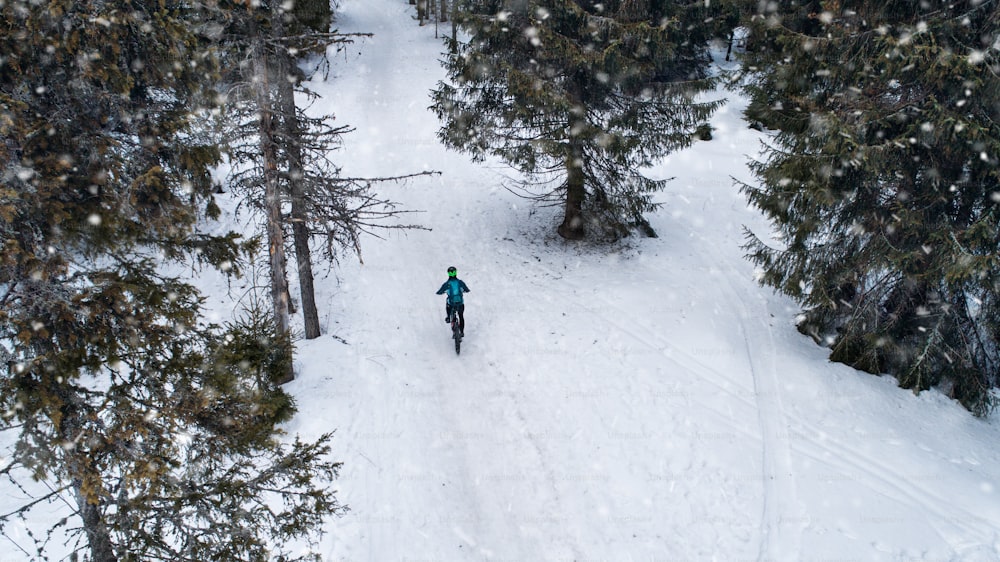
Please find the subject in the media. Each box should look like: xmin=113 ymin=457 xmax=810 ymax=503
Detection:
xmin=452 ymin=320 xmax=462 ymax=355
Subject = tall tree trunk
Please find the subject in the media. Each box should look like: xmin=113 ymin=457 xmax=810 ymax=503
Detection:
xmin=253 ymin=33 xmax=293 ymax=383
xmin=559 ymin=102 xmax=587 ymax=240
xmin=439 ymin=0 xmax=448 ymax=22
xmin=62 ymin=403 xmax=117 ymax=562
xmin=273 ymin=7 xmax=321 ymax=340
xmin=450 ymin=0 xmax=458 ymax=54
xmin=77 ymin=483 xmax=117 ymax=562
xmin=558 ymin=144 xmax=587 ymax=240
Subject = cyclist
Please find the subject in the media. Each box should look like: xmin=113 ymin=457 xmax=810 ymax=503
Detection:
xmin=436 ymin=266 xmax=470 ymax=336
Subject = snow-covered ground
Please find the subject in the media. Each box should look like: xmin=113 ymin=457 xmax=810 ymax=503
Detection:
xmin=268 ymin=1 xmax=1000 ymax=560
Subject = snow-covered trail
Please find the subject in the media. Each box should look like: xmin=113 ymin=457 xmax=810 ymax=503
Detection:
xmin=280 ymin=1 xmax=1000 ymax=560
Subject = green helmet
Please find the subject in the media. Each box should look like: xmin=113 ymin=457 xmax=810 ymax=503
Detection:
xmin=447 ymin=266 xmax=457 ymax=277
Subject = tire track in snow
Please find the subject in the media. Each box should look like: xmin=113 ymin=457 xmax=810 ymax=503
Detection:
xmin=526 ymin=263 xmax=999 ymax=557
xmin=568 ymin=270 xmax=804 ymax=559
xmin=779 ymin=413 xmax=1000 ymax=552
xmin=710 ymin=267 xmax=1000 ymax=555
xmin=718 ymin=265 xmax=805 ymax=562
xmin=510 ymin=253 xmax=762 ymax=422
xmin=459 ymin=251 xmax=723 ymax=558
xmin=509 ymin=255 xmax=782 ymax=557
xmin=439 ymin=353 xmax=544 ymax=556
xmin=559 ymin=282 xmax=784 ymax=557
xmin=708 ymin=265 xmax=998 ymax=557
xmin=513 ymin=254 xmax=806 ymax=559
xmin=525 ymin=257 xmax=997 ymax=559
xmin=319 ymin=0 xmax=1000 ymax=559
xmin=323 ymin=3 xmax=588 ymax=554
xmin=464 ymin=268 xmax=591 ymax=560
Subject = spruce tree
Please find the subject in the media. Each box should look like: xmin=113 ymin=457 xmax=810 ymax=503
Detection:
xmin=738 ymin=0 xmax=1000 ymax=414
xmin=433 ymin=0 xmax=722 ymax=239
xmin=0 ymin=1 xmax=344 ymax=558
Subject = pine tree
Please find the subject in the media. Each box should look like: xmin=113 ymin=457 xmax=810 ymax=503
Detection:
xmin=738 ymin=0 xmax=1000 ymax=414
xmin=434 ymin=0 xmax=722 ymax=239
xmin=0 ymin=1 xmax=344 ymax=558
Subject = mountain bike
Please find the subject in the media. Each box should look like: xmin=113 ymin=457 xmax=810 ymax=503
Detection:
xmin=447 ymin=300 xmax=462 ymax=355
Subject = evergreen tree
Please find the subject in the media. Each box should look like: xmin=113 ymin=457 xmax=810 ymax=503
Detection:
xmin=0 ymin=1 xmax=344 ymax=558
xmin=738 ymin=0 xmax=1000 ymax=414
xmin=433 ymin=0 xmax=722 ymax=239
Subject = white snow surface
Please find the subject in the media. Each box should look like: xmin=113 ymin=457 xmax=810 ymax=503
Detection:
xmin=14 ymin=1 xmax=967 ymax=561
xmin=4 ymin=1 xmax=1000 ymax=560
xmin=251 ymin=1 xmax=1000 ymax=561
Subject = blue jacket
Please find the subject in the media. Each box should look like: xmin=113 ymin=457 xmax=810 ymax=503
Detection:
xmin=436 ymin=278 xmax=470 ymax=305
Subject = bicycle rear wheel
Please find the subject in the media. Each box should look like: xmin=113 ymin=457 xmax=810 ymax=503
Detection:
xmin=452 ymin=320 xmax=462 ymax=354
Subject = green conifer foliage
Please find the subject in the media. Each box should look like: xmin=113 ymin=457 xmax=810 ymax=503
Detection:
xmin=292 ymin=0 xmax=335 ymax=38
xmin=738 ymin=0 xmax=1000 ymax=414
xmin=1 ymin=1 xmax=343 ymax=558
xmin=434 ymin=0 xmax=722 ymax=239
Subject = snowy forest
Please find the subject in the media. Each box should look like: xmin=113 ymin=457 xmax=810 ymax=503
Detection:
xmin=2 ymin=0 xmax=1000 ymax=560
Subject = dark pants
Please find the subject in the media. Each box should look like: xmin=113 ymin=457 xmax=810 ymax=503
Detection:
xmin=446 ymin=302 xmax=465 ymax=333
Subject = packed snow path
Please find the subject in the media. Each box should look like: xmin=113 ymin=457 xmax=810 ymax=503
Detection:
xmin=281 ymin=1 xmax=1000 ymax=560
